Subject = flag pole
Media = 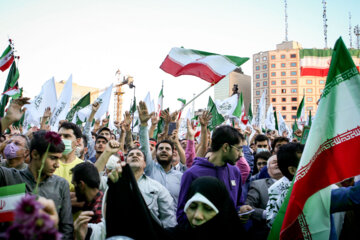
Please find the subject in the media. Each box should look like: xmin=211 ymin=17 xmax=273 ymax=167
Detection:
xmin=180 ymin=84 xmax=213 ymax=111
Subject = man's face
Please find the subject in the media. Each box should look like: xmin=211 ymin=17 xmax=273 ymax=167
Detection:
xmin=7 ymin=136 xmax=28 ymax=159
xmin=255 ymin=140 xmax=269 ymax=153
xmin=77 ymin=138 xmax=87 ymax=158
xmin=72 ymin=178 xmax=87 ymax=202
xmin=256 ymin=158 xmax=267 ymax=172
xmin=180 ymin=140 xmax=187 ymax=151
xmin=156 ymin=143 xmax=173 ymax=164
xmin=267 ymin=155 xmax=282 ymax=179
xmin=224 ymin=143 xmax=243 ymax=165
xmin=274 ymin=140 xmax=288 ymax=154
xmin=95 ymin=139 xmax=107 ymax=153
xmin=58 ymin=128 xmax=77 ymax=144
xmin=38 ymin=152 xmax=62 ymax=177
xmin=126 ymin=149 xmax=146 ymax=171
xmin=172 ymin=149 xmax=180 ymax=165
xmin=149 ymin=141 xmax=156 ymax=152
xmin=99 ymin=130 xmax=111 ymax=141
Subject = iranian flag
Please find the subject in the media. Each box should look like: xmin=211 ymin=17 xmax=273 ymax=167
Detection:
xmin=232 ymin=92 xmax=248 ymax=125
xmin=157 ymin=87 xmax=164 ymax=116
xmin=0 ymin=45 xmax=14 ymax=72
xmin=296 ymin=95 xmax=306 ymax=127
xmin=160 ymin=47 xmax=249 ymax=84
xmin=0 ymin=184 xmax=25 ymax=222
xmin=2 ymin=86 xmax=22 ymax=99
xmin=276 ymin=37 xmax=360 ymax=239
xmin=300 ymin=48 xmax=360 ymax=77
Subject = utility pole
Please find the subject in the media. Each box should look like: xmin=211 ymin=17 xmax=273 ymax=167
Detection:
xmin=284 ymin=0 xmax=288 ymax=41
xmin=322 ymin=0 xmax=328 ymax=49
xmin=349 ymin=12 xmax=353 ymax=48
xmin=354 ymin=25 xmax=360 ymax=49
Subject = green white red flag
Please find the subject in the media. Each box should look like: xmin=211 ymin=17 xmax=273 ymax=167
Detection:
xmin=300 ymin=48 xmax=360 ymax=77
xmin=296 ymin=95 xmax=306 ymax=126
xmin=157 ymin=87 xmax=164 ymax=116
xmin=2 ymin=86 xmax=22 ymax=99
xmin=0 ymin=45 xmax=14 ymax=72
xmin=160 ymin=47 xmax=249 ymax=84
xmin=0 ymin=183 xmax=25 ymax=222
xmin=279 ymin=37 xmax=360 ymax=239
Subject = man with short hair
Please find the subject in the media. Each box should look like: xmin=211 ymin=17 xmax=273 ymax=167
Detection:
xmin=76 ymin=135 xmax=88 ymax=160
xmin=89 ymin=135 xmax=108 ymax=163
xmin=176 ymin=125 xmax=252 ymax=225
xmin=271 ymin=136 xmax=290 ymax=155
xmin=0 ymin=134 xmax=30 ymax=170
xmin=254 ymin=134 xmax=270 ymax=154
xmin=55 ymin=122 xmax=84 ymax=192
xmin=71 ymin=162 xmax=104 ymax=224
xmin=0 ymin=130 xmax=73 ymax=239
xmin=97 ymin=127 xmax=111 ymax=141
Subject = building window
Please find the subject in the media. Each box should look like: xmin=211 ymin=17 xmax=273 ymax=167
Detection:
xmin=281 ymin=89 xmax=286 ymax=93
xmin=271 ymin=89 xmax=276 ymax=93
xmin=307 ymin=97 xmax=313 ymax=102
xmin=256 ymin=99 xmax=260 ymax=104
xmin=307 ymin=106 xmax=313 ymax=111
xmin=271 ymin=81 xmax=276 ymax=85
xmin=256 ymin=74 xmax=260 ymax=79
xmin=320 ymin=80 xmax=325 ymax=84
xmin=263 ymin=73 xmax=267 ymax=78
xmin=255 ymin=58 xmax=259 ymax=62
xmin=263 ymin=56 xmax=267 ymax=61
xmin=281 ymin=55 xmax=285 ymax=59
xmin=271 ymin=72 xmax=276 ymax=77
xmin=263 ymin=65 xmax=267 ymax=69
xmin=291 ymin=97 xmax=297 ymax=101
xmin=290 ymin=54 xmax=296 ymax=58
xmin=281 ymin=72 xmax=286 ymax=76
xmin=256 ymin=83 xmax=260 ymax=87
xmin=256 ymin=66 xmax=260 ymax=70
xmin=273 ymin=106 xmax=276 ymax=110
xmin=291 ymin=88 xmax=297 ymax=93
xmin=271 ymin=55 xmax=275 ymax=59
xmin=281 ymin=63 xmax=286 ymax=67
xmin=272 ymin=98 xmax=276 ymax=102
xmin=307 ymin=80 xmax=312 ymax=84
xmin=291 ymin=80 xmax=297 ymax=84
xmin=307 ymin=88 xmax=313 ymax=93
xmin=256 ymin=91 xmax=260 ymax=95
xmin=271 ymin=64 xmax=275 ymax=68
xmin=292 ymin=115 xmax=297 ymax=119
xmin=283 ymin=115 xmax=287 ymax=119
xmin=263 ymin=81 xmax=268 ymax=86
xmin=282 ymin=106 xmax=286 ymax=111
xmin=281 ymin=80 xmax=286 ymax=84
xmin=282 ymin=98 xmax=286 ymax=102
xmin=291 ymin=71 xmax=297 ymax=75
xmin=292 ymin=106 xmax=297 ymax=110
xmin=290 ymin=62 xmax=297 ymax=67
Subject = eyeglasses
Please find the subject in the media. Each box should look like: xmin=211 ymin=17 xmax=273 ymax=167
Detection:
xmin=230 ymin=145 xmax=243 ymax=152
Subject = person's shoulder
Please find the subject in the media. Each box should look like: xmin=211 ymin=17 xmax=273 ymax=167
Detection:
xmin=250 ymin=178 xmax=267 ymax=187
xmin=74 ymin=157 xmax=85 ymax=165
xmin=50 ymin=174 xmax=70 ymax=187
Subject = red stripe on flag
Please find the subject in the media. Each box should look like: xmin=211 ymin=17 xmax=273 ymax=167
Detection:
xmin=160 ymin=55 xmax=224 ymax=84
xmin=301 ymin=66 xmax=360 ymax=77
xmin=0 ymin=211 xmax=15 ymax=222
xmin=281 ymin=128 xmax=360 ymax=239
xmin=0 ymin=56 xmax=14 ymax=72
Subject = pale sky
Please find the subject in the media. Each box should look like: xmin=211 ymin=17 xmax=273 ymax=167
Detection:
xmin=0 ymin=0 xmax=359 ymax=116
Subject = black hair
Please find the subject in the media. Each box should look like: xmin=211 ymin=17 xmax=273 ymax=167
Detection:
xmin=277 ymin=143 xmax=304 ymax=181
xmin=254 ymin=134 xmax=269 ymax=144
xmin=59 ymin=122 xmax=82 ymax=139
xmin=30 ymin=130 xmax=65 ymax=158
xmin=271 ymin=137 xmax=290 ymax=152
xmin=95 ymin=135 xmax=108 ymax=143
xmin=91 ymin=132 xmax=97 ymax=138
xmin=253 ymin=151 xmax=272 ymax=174
xmin=71 ymin=162 xmax=100 ymax=189
xmin=155 ymin=139 xmax=174 ymax=152
xmin=81 ymin=135 xmax=88 ymax=147
xmin=210 ymin=125 xmax=242 ymax=152
xmin=149 ymin=138 xmax=157 ymax=143
xmin=97 ymin=127 xmax=111 ymax=135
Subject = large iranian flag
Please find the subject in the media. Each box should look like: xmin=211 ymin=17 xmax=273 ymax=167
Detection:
xmin=160 ymin=47 xmax=249 ymax=84
xmin=0 ymin=184 xmax=25 ymax=222
xmin=0 ymin=45 xmax=14 ymax=72
xmin=300 ymin=48 xmax=360 ymax=77
xmin=278 ymin=37 xmax=360 ymax=239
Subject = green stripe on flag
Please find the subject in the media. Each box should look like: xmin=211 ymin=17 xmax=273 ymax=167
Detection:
xmin=0 ymin=46 xmax=12 ymax=59
xmin=296 ymin=96 xmax=304 ymax=119
xmin=190 ymin=49 xmax=249 ymax=66
xmin=300 ymin=48 xmax=360 ymax=58
xmin=0 ymin=61 xmax=19 ymax=117
xmin=0 ymin=183 xmax=26 ymax=197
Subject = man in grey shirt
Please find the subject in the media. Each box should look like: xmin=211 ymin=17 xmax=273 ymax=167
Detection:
xmin=0 ymin=130 xmax=73 ymax=239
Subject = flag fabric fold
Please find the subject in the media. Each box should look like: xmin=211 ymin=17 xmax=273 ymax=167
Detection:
xmin=160 ymin=47 xmax=249 ymax=84
xmin=207 ymin=96 xmax=225 ymax=131
xmin=66 ymin=92 xmax=91 ymax=123
xmin=0 ymin=183 xmax=25 ymax=222
xmin=279 ymin=37 xmax=360 ymax=240
xmin=0 ymin=45 xmax=14 ymax=72
xmin=0 ymin=61 xmax=19 ymax=117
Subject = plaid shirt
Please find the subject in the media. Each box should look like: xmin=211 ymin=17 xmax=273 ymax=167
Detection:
xmin=83 ymin=190 xmax=104 ymax=224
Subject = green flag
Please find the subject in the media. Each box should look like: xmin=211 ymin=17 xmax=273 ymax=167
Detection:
xmin=66 ymin=92 xmax=91 ymax=122
xmin=248 ymin=103 xmax=253 ymax=122
xmin=274 ymin=111 xmax=279 ymax=131
xmin=0 ymin=61 xmax=19 ymax=117
xmin=308 ymin=110 xmax=312 ymax=127
xmin=130 ymin=97 xmax=136 ymax=114
xmin=232 ymin=92 xmax=243 ymax=117
xmin=207 ymin=96 xmax=225 ymax=131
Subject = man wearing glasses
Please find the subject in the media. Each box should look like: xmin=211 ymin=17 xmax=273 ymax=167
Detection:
xmin=176 ymin=125 xmax=253 ymax=225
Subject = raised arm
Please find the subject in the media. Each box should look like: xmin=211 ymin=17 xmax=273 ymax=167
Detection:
xmin=94 ymin=140 xmax=121 ymax=173
xmin=1 ymin=97 xmax=30 ymax=133
xmin=123 ymin=111 xmax=134 ymax=150
xmin=185 ymin=119 xmax=196 ymax=168
xmin=148 ymin=112 xmax=158 ymax=139
xmin=196 ymin=110 xmax=211 ymax=158
xmin=170 ymin=129 xmax=186 ymax=165
xmin=40 ymin=107 xmax=52 ymax=130
xmin=83 ymin=102 xmax=101 ymax=159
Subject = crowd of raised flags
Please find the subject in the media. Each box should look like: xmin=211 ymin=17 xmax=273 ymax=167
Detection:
xmin=0 ymin=37 xmax=359 ymax=239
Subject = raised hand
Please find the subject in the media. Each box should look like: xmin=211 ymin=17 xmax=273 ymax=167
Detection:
xmin=105 ymin=140 xmax=121 ymax=154
xmin=161 ymin=109 xmax=171 ymax=123
xmin=170 ymin=129 xmax=179 ymax=143
xmin=114 ymin=120 xmax=121 ymax=129
xmin=137 ymin=101 xmax=152 ymax=125
xmin=150 ymin=112 xmax=159 ymax=126
xmin=4 ymin=97 xmax=30 ymax=123
xmin=123 ymin=111 xmax=133 ymax=131
xmin=186 ymin=119 xmax=196 ymax=138
xmin=92 ymin=102 xmax=101 ymax=112
xmin=199 ymin=110 xmax=212 ymax=126
xmin=43 ymin=107 xmax=52 ymax=119
xmin=74 ymin=211 xmax=94 ymax=240
xmin=170 ymin=110 xmax=179 ymax=122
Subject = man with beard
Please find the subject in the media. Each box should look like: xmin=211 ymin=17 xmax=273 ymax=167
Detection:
xmin=176 ymin=125 xmax=253 ymax=225
xmin=71 ymin=162 xmax=103 ymax=224
xmin=137 ymin=101 xmax=183 ymax=207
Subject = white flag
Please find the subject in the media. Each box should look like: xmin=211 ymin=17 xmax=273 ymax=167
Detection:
xmin=214 ymin=94 xmax=238 ymax=117
xmin=278 ymin=111 xmax=291 ymax=137
xmin=77 ymin=84 xmax=113 ymax=122
xmin=49 ymin=75 xmax=72 ymax=131
xmin=23 ymin=77 xmax=58 ymax=127
xmin=254 ymin=90 xmax=266 ymax=129
xmin=265 ymin=103 xmax=275 ymax=130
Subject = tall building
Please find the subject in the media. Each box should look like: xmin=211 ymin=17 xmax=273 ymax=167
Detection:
xmin=214 ymin=69 xmax=251 ymax=111
xmin=55 ymin=81 xmax=100 ymax=107
xmin=253 ymin=41 xmax=326 ymax=125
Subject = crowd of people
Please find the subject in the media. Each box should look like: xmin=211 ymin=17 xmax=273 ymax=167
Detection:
xmin=0 ymin=96 xmax=359 ymax=240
